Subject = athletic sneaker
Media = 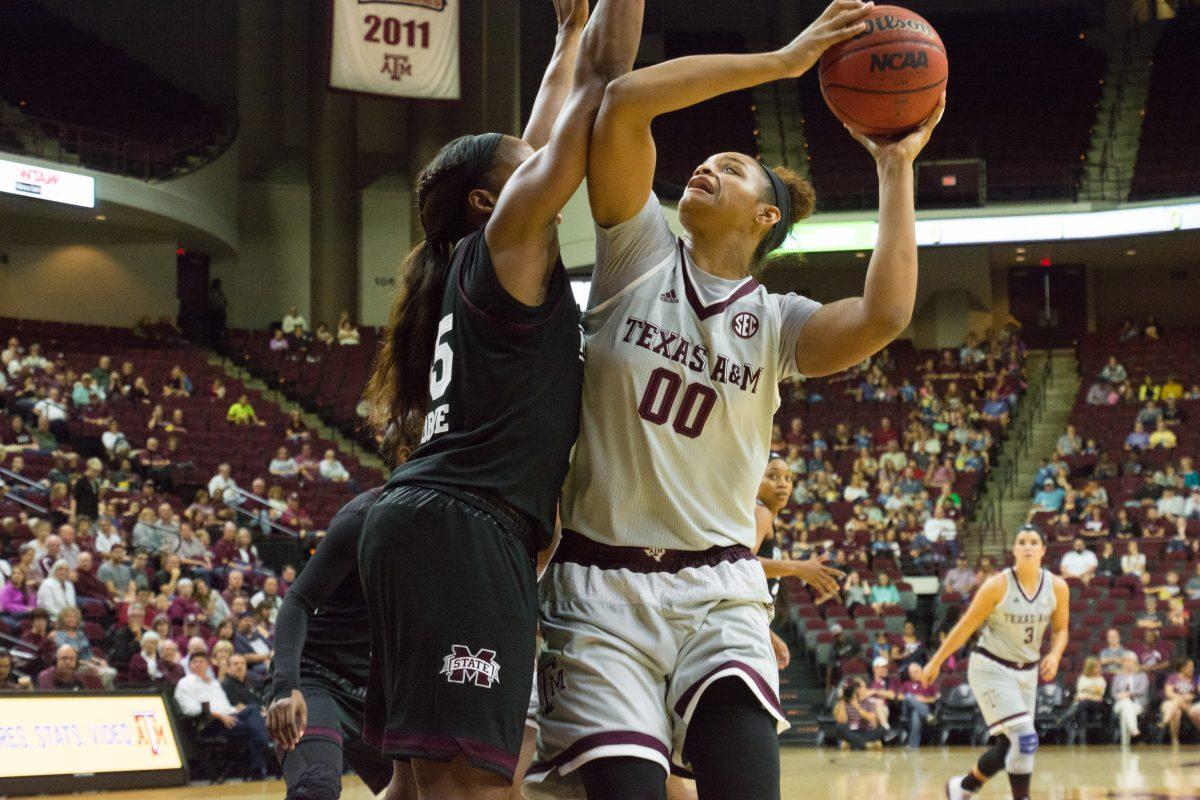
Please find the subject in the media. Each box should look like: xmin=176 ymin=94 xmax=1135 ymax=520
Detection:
xmin=945 ymin=776 xmax=974 ymax=800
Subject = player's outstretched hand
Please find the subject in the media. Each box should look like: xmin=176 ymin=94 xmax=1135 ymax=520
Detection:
xmin=770 ymin=630 xmax=791 ymax=670
xmin=267 ymin=689 xmax=308 ymax=751
xmin=1039 ymin=653 xmax=1061 ymax=683
xmin=918 ymin=661 xmax=940 ymax=687
xmin=846 ymin=91 xmax=947 ymax=165
xmin=780 ymin=0 xmax=873 ymax=79
xmin=552 ymin=0 xmax=588 ymax=32
xmin=790 ymin=553 xmax=844 ymax=598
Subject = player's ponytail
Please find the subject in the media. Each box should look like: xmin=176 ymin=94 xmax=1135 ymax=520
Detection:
xmin=754 ymin=165 xmax=817 ymax=264
xmin=365 ymin=133 xmax=505 ymax=463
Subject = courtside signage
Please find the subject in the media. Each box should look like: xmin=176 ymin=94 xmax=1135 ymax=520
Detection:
xmin=0 ymin=693 xmax=183 ymax=779
xmin=0 ymin=157 xmax=95 ymax=208
xmin=330 ymin=0 xmax=460 ymax=99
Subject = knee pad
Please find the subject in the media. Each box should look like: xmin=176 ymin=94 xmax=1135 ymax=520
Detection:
xmin=288 ymin=761 xmax=342 ymax=800
xmin=1003 ymin=722 xmax=1037 ymax=775
xmin=580 ymin=756 xmax=667 ymax=800
xmin=977 ymin=734 xmax=1010 ymax=778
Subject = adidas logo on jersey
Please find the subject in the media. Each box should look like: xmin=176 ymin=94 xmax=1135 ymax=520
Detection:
xmin=659 ymin=290 xmax=679 ymax=303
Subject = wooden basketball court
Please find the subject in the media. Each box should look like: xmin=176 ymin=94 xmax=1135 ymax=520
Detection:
xmin=19 ymin=746 xmax=1200 ymax=799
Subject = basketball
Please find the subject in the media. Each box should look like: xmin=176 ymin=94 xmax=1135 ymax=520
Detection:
xmin=819 ymin=5 xmax=948 ymax=137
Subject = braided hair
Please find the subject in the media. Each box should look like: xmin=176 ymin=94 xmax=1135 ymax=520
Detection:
xmin=365 ymin=134 xmax=508 ymax=464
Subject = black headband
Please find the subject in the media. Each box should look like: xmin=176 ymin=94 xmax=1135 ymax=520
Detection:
xmin=464 ymin=132 xmax=504 ymax=190
xmin=760 ymin=162 xmax=792 ymax=255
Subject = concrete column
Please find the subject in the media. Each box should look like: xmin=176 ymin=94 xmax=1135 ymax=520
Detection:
xmin=308 ymin=0 xmax=360 ymax=326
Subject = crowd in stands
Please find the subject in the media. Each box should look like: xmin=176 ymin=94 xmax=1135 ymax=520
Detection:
xmin=0 ymin=318 xmax=381 ymax=777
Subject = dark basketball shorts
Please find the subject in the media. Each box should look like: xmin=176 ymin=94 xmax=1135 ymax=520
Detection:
xmin=276 ymin=658 xmax=395 ymax=794
xmin=358 ymin=484 xmax=539 ymax=782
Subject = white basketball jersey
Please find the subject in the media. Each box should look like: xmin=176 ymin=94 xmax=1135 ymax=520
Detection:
xmin=562 ymin=234 xmax=811 ymax=552
xmin=975 ymin=568 xmax=1057 ymax=664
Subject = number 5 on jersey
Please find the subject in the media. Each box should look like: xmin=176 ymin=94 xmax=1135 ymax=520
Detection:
xmin=422 ymin=314 xmax=453 ymax=444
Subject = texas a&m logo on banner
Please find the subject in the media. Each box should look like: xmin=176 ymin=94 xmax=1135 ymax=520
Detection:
xmin=329 ymin=0 xmax=459 ymax=99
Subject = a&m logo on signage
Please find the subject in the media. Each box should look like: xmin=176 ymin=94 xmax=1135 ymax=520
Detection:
xmin=133 ymin=712 xmax=169 ymax=756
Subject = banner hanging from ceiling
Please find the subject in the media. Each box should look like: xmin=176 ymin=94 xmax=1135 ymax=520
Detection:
xmin=329 ymin=0 xmax=460 ymax=100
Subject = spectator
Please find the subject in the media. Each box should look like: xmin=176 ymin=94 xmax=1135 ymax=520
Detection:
xmin=226 ymin=395 xmax=264 ymax=427
xmin=870 ymin=573 xmax=901 ymax=610
xmin=37 ymin=644 xmax=85 ymax=690
xmin=230 ymin=528 xmax=261 ymax=573
xmin=1056 ymin=425 xmax=1082 ymax=457
xmin=892 ymin=621 xmax=928 ymax=673
xmin=1125 ymin=422 xmax=1150 ymax=452
xmin=277 ymin=492 xmax=313 ymax=531
xmin=53 ymin=606 xmax=116 ymax=688
xmin=1160 ymin=373 xmax=1184 ymax=400
xmin=284 ymin=409 xmax=310 ymax=442
xmin=1067 ymin=656 xmax=1107 ymax=744
xmin=805 ymin=501 xmax=835 ymax=532
xmin=834 ymin=678 xmax=887 ymax=750
xmin=1095 ymin=541 xmax=1121 ymax=577
xmin=1033 ymin=479 xmax=1066 ymax=513
xmin=162 ymin=365 xmax=193 ymax=398
xmin=1099 ymin=356 xmax=1127 ymax=384
xmin=865 ymin=657 xmax=898 ymax=728
xmin=97 ymin=543 xmax=135 ymax=601
xmin=1186 ymin=563 xmax=1200 ymax=600
xmin=249 ymin=576 xmax=283 ymax=624
xmin=128 ymin=630 xmax=165 ymax=685
xmin=921 ymin=505 xmax=958 ymax=558
xmin=281 ymin=307 xmax=306 ymax=335
xmin=1135 ymin=629 xmax=1171 ymax=676
xmin=108 ymin=603 xmax=147 ymax=671
xmin=0 ymin=647 xmax=31 ymax=690
xmin=336 ymin=311 xmax=360 ymax=345
xmin=169 ymin=578 xmax=204 ymax=626
xmin=900 ymin=662 xmax=939 ymax=748
xmin=268 ymin=447 xmax=298 ymax=478
xmin=1135 ymin=597 xmax=1163 ymax=630
xmin=1121 ymin=541 xmax=1146 ymax=578
xmin=1159 ymin=658 xmax=1198 ymax=746
xmin=233 ymin=614 xmax=272 ymax=679
xmin=71 ymin=551 xmax=106 ymax=604
xmin=268 ymin=329 xmax=289 ymax=352
xmin=70 ymin=458 xmax=103 ymax=522
xmin=220 ymin=653 xmax=260 ymax=709
xmin=1060 ymin=539 xmax=1098 ymax=584
xmin=942 ymin=554 xmax=978 ymax=595
xmin=33 ymin=387 xmax=70 ymax=443
xmin=313 ymin=323 xmax=335 ymax=346
xmin=1148 ymin=419 xmax=1177 ymax=450
xmin=36 ymin=560 xmax=76 ymax=617
xmin=174 ymin=652 xmax=270 ymax=779
xmin=1111 ymin=651 xmax=1149 ymax=743
xmin=318 ymin=449 xmax=350 ymax=482
xmin=208 ymin=464 xmax=241 ymax=511
xmin=221 ymin=569 xmax=250 ymax=607
xmin=0 ymin=565 xmax=36 ymax=626
xmin=1085 ymin=381 xmax=1115 ymax=406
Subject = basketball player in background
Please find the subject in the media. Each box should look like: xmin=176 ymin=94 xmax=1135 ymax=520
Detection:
xmin=920 ymin=525 xmax=1069 ymax=800
xmin=357 ymin=1 xmax=645 ymax=798
xmin=527 ymin=1 xmax=943 ymax=797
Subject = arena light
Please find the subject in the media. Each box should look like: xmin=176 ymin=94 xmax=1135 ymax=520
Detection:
xmin=779 ymin=199 xmax=1200 ymax=253
xmin=0 ymin=157 xmax=94 ymax=208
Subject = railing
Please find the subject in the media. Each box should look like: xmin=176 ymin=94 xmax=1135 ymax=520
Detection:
xmin=968 ymin=352 xmax=1054 ymax=553
xmin=0 ymin=107 xmax=234 ymax=182
xmin=229 ymin=487 xmax=300 ymax=540
xmin=0 ymin=465 xmax=49 ymax=514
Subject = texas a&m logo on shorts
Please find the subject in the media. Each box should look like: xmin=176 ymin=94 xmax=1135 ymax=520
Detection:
xmin=440 ymin=645 xmax=501 ymax=688
xmin=732 ymin=312 xmax=760 ymax=339
xmin=358 ymin=0 xmax=446 ymax=9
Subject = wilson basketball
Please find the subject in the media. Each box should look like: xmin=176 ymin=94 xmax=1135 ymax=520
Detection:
xmin=819 ymin=5 xmax=947 ymax=137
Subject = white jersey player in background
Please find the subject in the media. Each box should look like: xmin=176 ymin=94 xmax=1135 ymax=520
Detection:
xmin=526 ymin=1 xmax=945 ymax=798
xmin=921 ymin=525 xmax=1070 ymax=800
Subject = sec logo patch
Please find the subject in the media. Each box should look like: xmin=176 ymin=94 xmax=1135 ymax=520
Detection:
xmin=732 ymin=312 xmax=760 ymax=339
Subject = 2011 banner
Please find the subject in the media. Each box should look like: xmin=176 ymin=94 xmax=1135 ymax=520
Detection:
xmin=329 ymin=0 xmax=459 ymax=99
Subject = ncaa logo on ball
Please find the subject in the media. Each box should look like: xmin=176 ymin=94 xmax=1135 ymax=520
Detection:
xmin=732 ymin=312 xmax=759 ymax=339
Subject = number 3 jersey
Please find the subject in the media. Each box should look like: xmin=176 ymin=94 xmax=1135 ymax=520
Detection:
xmin=387 ymin=228 xmax=583 ymax=549
xmin=561 ymin=194 xmax=821 ymax=552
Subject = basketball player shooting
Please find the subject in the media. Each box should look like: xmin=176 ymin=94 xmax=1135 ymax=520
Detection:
xmin=920 ymin=525 xmax=1070 ymax=800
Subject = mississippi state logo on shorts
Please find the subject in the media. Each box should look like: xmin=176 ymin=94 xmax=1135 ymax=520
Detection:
xmin=732 ymin=312 xmax=760 ymax=339
xmin=440 ymin=645 xmax=500 ymax=688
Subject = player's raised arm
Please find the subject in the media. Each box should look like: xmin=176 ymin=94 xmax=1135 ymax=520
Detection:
xmin=486 ymin=0 xmax=645 ymax=306
xmin=920 ymin=572 xmax=1005 ymax=685
xmin=587 ymin=0 xmax=873 ymax=227
xmin=521 ymin=0 xmax=589 ymax=151
xmin=792 ymin=94 xmax=945 ymax=377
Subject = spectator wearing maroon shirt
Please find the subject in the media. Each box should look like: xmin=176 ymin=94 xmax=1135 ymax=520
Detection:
xmin=168 ymin=578 xmax=204 ymax=626
xmin=834 ymin=678 xmax=887 ymax=750
xmin=0 ymin=648 xmax=32 ymax=690
xmin=1135 ymin=629 xmax=1171 ymax=677
xmin=1159 ymin=658 xmax=1199 ymax=746
xmin=72 ymin=552 xmax=108 ymax=604
xmin=277 ymin=493 xmax=313 ymax=531
xmin=865 ymin=657 xmax=899 ymax=728
xmin=37 ymin=644 xmax=86 ymax=691
xmin=873 ymin=417 xmax=899 ymax=450
xmin=211 ymin=522 xmax=239 ymax=569
xmin=900 ymin=662 xmax=940 ymax=748
xmin=784 ymin=417 xmax=804 ymax=448
xmin=222 ymin=569 xmax=250 ymax=607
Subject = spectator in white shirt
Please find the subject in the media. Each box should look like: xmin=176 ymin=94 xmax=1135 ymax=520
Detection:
xmin=280 ymin=307 xmax=307 ymax=335
xmin=33 ymin=387 xmax=69 ymax=442
xmin=36 ymin=560 xmax=77 ymax=617
xmin=922 ymin=505 xmax=958 ymax=556
xmin=249 ymin=576 xmax=282 ymax=624
xmin=268 ymin=447 xmax=298 ymax=478
xmin=318 ymin=449 xmax=350 ymax=482
xmin=207 ymin=464 xmax=241 ymax=510
xmin=1121 ymin=541 xmax=1147 ymax=577
xmin=1060 ymin=539 xmax=1098 ymax=584
xmin=101 ymin=420 xmax=130 ymax=459
xmin=57 ymin=525 xmax=81 ymax=569
xmin=174 ymin=652 xmax=269 ymax=778
xmin=1157 ymin=488 xmax=1186 ymax=519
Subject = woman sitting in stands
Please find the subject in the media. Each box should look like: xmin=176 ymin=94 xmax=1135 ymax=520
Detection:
xmin=210 ymin=377 xmax=227 ymax=401
xmin=336 ymin=310 xmax=360 ymax=345
xmin=163 ymin=365 xmax=192 ymax=397
xmin=314 ymin=323 xmax=335 ymax=346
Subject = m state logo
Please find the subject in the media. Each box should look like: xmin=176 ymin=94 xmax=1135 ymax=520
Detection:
xmin=732 ymin=312 xmax=760 ymax=339
xmin=440 ymin=645 xmax=501 ymax=688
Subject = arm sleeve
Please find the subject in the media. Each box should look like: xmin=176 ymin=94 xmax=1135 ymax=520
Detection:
xmin=589 ymin=193 xmax=678 ymax=308
xmin=269 ymin=507 xmax=362 ymax=700
xmin=775 ymin=292 xmax=823 ymax=381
